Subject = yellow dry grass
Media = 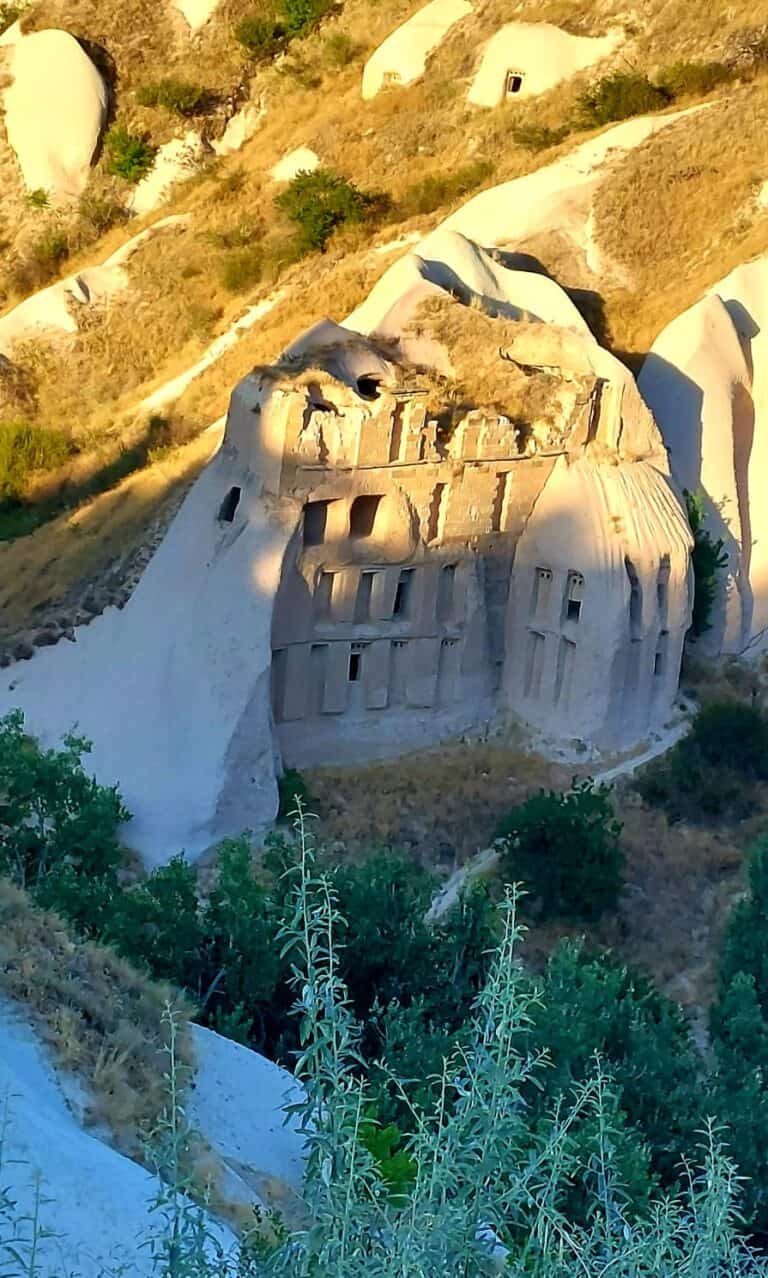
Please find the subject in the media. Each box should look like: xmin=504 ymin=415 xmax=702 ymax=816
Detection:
xmin=0 ymin=877 xmax=193 ymax=1152
xmin=594 ymin=85 xmax=768 ymax=356
xmin=306 ymin=737 xmax=575 ymax=868
xmin=0 ymin=426 xmax=218 ymax=640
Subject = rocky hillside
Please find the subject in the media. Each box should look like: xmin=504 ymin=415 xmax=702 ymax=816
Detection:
xmin=1 ymin=0 xmax=767 ymax=638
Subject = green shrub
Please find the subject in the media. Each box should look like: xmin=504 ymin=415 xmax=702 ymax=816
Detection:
xmin=0 ymin=710 xmax=129 ymax=933
xmin=0 ymin=2 xmax=21 ymax=35
xmin=104 ymin=127 xmax=157 ymax=182
xmin=322 ymin=31 xmax=358 ymax=68
xmin=75 ymin=192 xmax=130 ymax=243
xmin=530 ymin=941 xmax=702 ymax=1187
xmin=496 ymin=780 xmax=624 ymax=920
xmin=218 ymin=245 xmax=264 ymax=292
xmin=136 ymin=78 xmax=209 ymax=117
xmin=718 ymin=838 xmax=768 ymax=1010
xmin=234 ymin=12 xmax=284 ymax=57
xmin=397 ymin=159 xmax=493 ymax=218
xmin=636 ymin=701 xmax=768 ymax=822
xmin=656 ymin=59 xmax=734 ymax=97
xmin=0 ymin=421 xmax=73 ymax=502
xmin=576 ymin=71 xmax=671 ymax=126
xmin=277 ymin=767 xmax=312 ymax=818
xmin=512 ymin=123 xmax=569 ymax=151
xmin=685 ymin=489 xmax=728 ymax=637
xmin=105 ymin=855 xmax=203 ymax=987
xmin=281 ymin=0 xmax=332 ymax=35
xmin=275 ymin=167 xmax=389 ymax=252
xmin=710 ymin=851 xmax=768 ymax=1231
xmin=25 ymin=188 xmax=49 ymax=210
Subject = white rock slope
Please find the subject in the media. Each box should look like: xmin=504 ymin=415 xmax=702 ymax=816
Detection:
xmin=3 ymin=29 xmax=107 ymax=200
xmin=639 ymin=255 xmax=768 ymax=657
xmin=469 ymin=21 xmax=621 ymax=108
xmin=362 ymin=0 xmax=472 ymax=99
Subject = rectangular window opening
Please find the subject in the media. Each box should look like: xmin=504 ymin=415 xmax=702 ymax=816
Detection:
xmin=491 ymin=472 xmax=510 ymax=532
xmin=393 ymin=569 xmax=414 ymax=619
xmin=426 ymin=483 xmax=447 ymax=542
xmin=348 ymin=644 xmax=368 ymax=682
xmin=303 ymin=500 xmax=331 ymax=547
xmin=354 ymin=571 xmax=375 ymax=623
xmin=437 ymin=563 xmax=457 ymax=623
xmin=315 ymin=571 xmax=335 ymax=620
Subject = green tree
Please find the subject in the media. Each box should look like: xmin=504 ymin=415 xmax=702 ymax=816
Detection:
xmin=685 ymin=489 xmax=728 ymax=637
xmin=529 ymin=941 xmax=702 ymax=1187
xmin=576 ymin=71 xmax=670 ymax=126
xmin=496 ymin=780 xmax=624 ymax=920
xmin=275 ymin=168 xmax=388 ymax=252
xmin=105 ymin=855 xmax=203 ymax=988
xmin=0 ymin=710 xmax=128 ymax=932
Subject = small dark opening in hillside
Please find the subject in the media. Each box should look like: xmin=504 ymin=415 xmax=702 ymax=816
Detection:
xmin=218 ymin=486 xmax=241 ymax=523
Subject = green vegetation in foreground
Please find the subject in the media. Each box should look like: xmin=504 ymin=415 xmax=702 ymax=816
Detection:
xmin=4 ymin=700 xmax=768 ymax=1239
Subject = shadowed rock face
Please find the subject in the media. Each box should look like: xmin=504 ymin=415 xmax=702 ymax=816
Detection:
xmin=2 ymin=28 xmax=107 ymax=200
xmin=640 ymin=256 xmax=768 ymax=658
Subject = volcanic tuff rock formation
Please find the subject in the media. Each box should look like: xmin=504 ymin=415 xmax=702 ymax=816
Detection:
xmin=0 ymin=232 xmax=692 ymax=864
xmin=640 ymin=255 xmax=768 ymax=658
xmin=1 ymin=27 xmax=107 ymax=200
xmin=468 ymin=21 xmax=622 ymax=109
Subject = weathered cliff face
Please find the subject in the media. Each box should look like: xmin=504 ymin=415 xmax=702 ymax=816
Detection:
xmin=640 ymin=255 xmax=768 ymax=658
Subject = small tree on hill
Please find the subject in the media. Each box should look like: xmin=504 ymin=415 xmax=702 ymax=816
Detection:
xmin=684 ymin=489 xmax=728 ymax=637
xmin=275 ymin=168 xmax=389 ymax=252
xmin=495 ymin=780 xmax=623 ymax=920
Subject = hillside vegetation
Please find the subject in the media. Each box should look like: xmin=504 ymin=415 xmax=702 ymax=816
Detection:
xmin=1 ymin=0 xmax=768 ymax=624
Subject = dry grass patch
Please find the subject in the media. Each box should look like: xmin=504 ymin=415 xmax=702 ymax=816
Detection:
xmin=307 ymin=739 xmax=573 ymax=869
xmin=595 ymin=87 xmax=768 ymax=353
xmin=0 ymin=425 xmax=218 ymax=641
xmin=0 ymin=877 xmax=192 ymax=1152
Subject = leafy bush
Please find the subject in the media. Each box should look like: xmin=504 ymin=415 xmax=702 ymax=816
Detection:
xmin=530 ymin=941 xmax=702 ymax=1187
xmin=576 ymin=71 xmax=671 ymax=126
xmin=277 ymin=767 xmax=312 ymax=818
xmin=0 ymin=2 xmax=20 ymax=34
xmin=512 ymin=123 xmax=569 ymax=151
xmin=397 ymin=159 xmax=494 ymax=218
xmin=685 ymin=489 xmax=728 ymax=637
xmin=136 ymin=78 xmax=209 ymax=116
xmin=25 ymin=188 xmax=49 ymax=210
xmin=718 ymin=837 xmax=768 ymax=1009
xmin=218 ymin=245 xmax=264 ymax=292
xmin=636 ymin=701 xmax=768 ymax=822
xmin=275 ymin=167 xmax=389 ymax=252
xmin=0 ymin=421 xmax=73 ymax=503
xmin=322 ymin=32 xmax=358 ymax=68
xmin=281 ymin=0 xmax=332 ymax=35
xmin=104 ymin=127 xmax=157 ymax=182
xmin=657 ymin=59 xmax=734 ymax=97
xmin=496 ymin=780 xmax=624 ymax=920
xmin=105 ymin=856 xmax=203 ymax=987
xmin=0 ymin=710 xmax=128 ymax=932
xmin=234 ymin=12 xmax=285 ymax=57
xmin=264 ymin=820 xmax=766 ymax=1277
xmin=74 ymin=192 xmax=130 ymax=243
xmin=710 ymin=842 xmax=768 ymax=1231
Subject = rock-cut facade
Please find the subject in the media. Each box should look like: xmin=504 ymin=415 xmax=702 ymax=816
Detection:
xmin=0 ymin=235 xmax=693 ymax=864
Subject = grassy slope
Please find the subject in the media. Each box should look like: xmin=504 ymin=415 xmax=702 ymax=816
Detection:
xmin=2 ymin=0 xmax=768 ymax=617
